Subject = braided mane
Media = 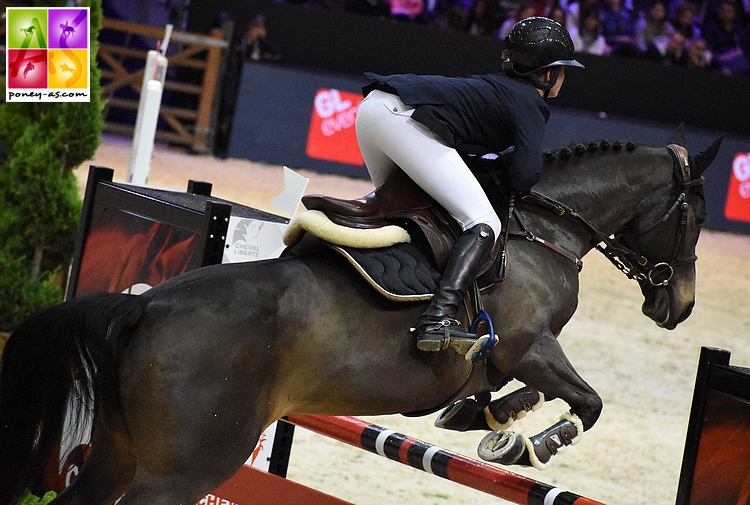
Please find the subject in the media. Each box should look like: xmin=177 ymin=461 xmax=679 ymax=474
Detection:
xmin=542 ymin=140 xmax=638 ymax=164
xmin=480 ymin=140 xmax=641 ymax=173
xmin=471 ymin=140 xmax=643 ymax=207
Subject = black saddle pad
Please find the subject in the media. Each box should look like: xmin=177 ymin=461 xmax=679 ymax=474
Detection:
xmin=333 ymin=242 xmax=441 ymax=301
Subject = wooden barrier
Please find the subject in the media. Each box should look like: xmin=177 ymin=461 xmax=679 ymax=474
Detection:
xmin=98 ymin=18 xmax=229 ymax=153
xmin=287 ymin=415 xmax=606 ymax=505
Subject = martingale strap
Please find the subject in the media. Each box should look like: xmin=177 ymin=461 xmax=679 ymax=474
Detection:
xmin=509 ymin=202 xmax=584 ymax=271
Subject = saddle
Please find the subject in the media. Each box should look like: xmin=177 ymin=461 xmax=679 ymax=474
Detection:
xmin=301 ymin=170 xmax=462 ymax=271
xmin=289 ymin=168 xmax=508 ymax=304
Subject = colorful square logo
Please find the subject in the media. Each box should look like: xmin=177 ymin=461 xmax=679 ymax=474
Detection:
xmin=6 ymin=7 xmax=90 ymax=102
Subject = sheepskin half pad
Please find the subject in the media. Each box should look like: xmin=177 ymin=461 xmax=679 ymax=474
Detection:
xmin=284 ymin=210 xmax=440 ymax=300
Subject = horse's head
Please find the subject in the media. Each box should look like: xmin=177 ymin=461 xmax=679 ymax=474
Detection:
xmin=616 ymin=136 xmax=722 ymax=329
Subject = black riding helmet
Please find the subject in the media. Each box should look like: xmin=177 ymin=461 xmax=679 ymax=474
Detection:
xmin=502 ymin=17 xmax=584 ymax=92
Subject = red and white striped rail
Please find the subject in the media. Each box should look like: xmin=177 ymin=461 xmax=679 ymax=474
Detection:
xmin=287 ymin=415 xmax=605 ymax=505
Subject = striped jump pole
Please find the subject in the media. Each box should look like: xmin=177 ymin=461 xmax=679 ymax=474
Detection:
xmin=287 ymin=415 xmax=605 ymax=505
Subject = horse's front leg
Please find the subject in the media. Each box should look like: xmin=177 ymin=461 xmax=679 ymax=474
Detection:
xmin=483 ymin=330 xmax=602 ymax=469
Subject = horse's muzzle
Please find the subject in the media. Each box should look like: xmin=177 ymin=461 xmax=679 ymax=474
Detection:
xmin=640 ymin=269 xmax=696 ymax=330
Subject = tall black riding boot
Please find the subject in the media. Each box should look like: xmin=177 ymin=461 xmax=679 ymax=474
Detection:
xmin=414 ymin=222 xmax=495 ymax=353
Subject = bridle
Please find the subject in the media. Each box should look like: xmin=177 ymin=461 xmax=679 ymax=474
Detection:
xmin=512 ymin=144 xmax=705 ymax=287
xmin=610 ymin=144 xmax=706 ymax=286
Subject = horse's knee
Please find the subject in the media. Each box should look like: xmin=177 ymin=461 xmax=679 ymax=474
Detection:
xmin=572 ymin=392 xmax=602 ymax=431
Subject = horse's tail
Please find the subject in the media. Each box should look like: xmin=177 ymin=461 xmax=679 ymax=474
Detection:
xmin=0 ymin=292 xmax=148 ymax=505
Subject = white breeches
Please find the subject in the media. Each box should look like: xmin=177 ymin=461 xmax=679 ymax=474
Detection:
xmin=355 ymin=90 xmax=501 ymax=238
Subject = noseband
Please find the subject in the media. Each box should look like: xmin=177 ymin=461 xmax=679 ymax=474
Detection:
xmin=516 ymin=144 xmax=704 ymax=287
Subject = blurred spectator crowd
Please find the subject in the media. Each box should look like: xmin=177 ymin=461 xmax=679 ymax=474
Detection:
xmin=282 ymin=0 xmax=750 ymax=76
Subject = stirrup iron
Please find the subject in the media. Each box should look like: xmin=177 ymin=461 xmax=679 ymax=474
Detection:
xmin=466 ymin=309 xmax=498 ymax=364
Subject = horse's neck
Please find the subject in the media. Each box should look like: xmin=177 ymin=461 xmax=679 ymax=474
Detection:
xmin=530 ymin=147 xmax=672 ymax=257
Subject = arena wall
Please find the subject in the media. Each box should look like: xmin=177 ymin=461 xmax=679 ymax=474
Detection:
xmin=187 ymin=0 xmax=749 ymax=137
xmin=188 ymin=0 xmax=750 ymax=234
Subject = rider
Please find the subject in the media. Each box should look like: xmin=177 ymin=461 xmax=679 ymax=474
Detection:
xmin=353 ymin=17 xmax=584 ymax=352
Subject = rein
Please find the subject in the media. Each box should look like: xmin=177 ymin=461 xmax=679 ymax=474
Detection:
xmin=509 ymin=144 xmax=703 ymax=287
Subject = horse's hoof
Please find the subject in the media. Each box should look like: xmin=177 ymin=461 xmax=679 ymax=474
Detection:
xmin=434 ymin=392 xmax=491 ymax=431
xmin=477 ymin=430 xmax=527 ymax=465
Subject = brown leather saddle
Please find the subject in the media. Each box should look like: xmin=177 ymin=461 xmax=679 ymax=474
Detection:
xmin=301 ymin=170 xmax=463 ymax=271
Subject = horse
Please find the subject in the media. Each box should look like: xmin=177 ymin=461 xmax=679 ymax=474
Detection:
xmin=0 ymin=130 xmax=721 ymax=505
xmin=23 ymin=63 xmax=35 ymax=80
xmin=60 ymin=64 xmax=76 ymax=76
xmin=60 ymin=22 xmax=75 ymax=38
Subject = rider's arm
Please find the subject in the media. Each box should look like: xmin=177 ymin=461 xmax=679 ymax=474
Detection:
xmin=509 ymin=110 xmax=546 ymax=194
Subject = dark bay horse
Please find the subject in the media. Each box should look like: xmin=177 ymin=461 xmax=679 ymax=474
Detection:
xmin=0 ymin=133 xmax=721 ymax=505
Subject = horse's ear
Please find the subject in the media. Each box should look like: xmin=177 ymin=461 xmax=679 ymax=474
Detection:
xmin=668 ymin=123 xmax=686 ymax=146
xmin=691 ymin=136 xmax=723 ymax=177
